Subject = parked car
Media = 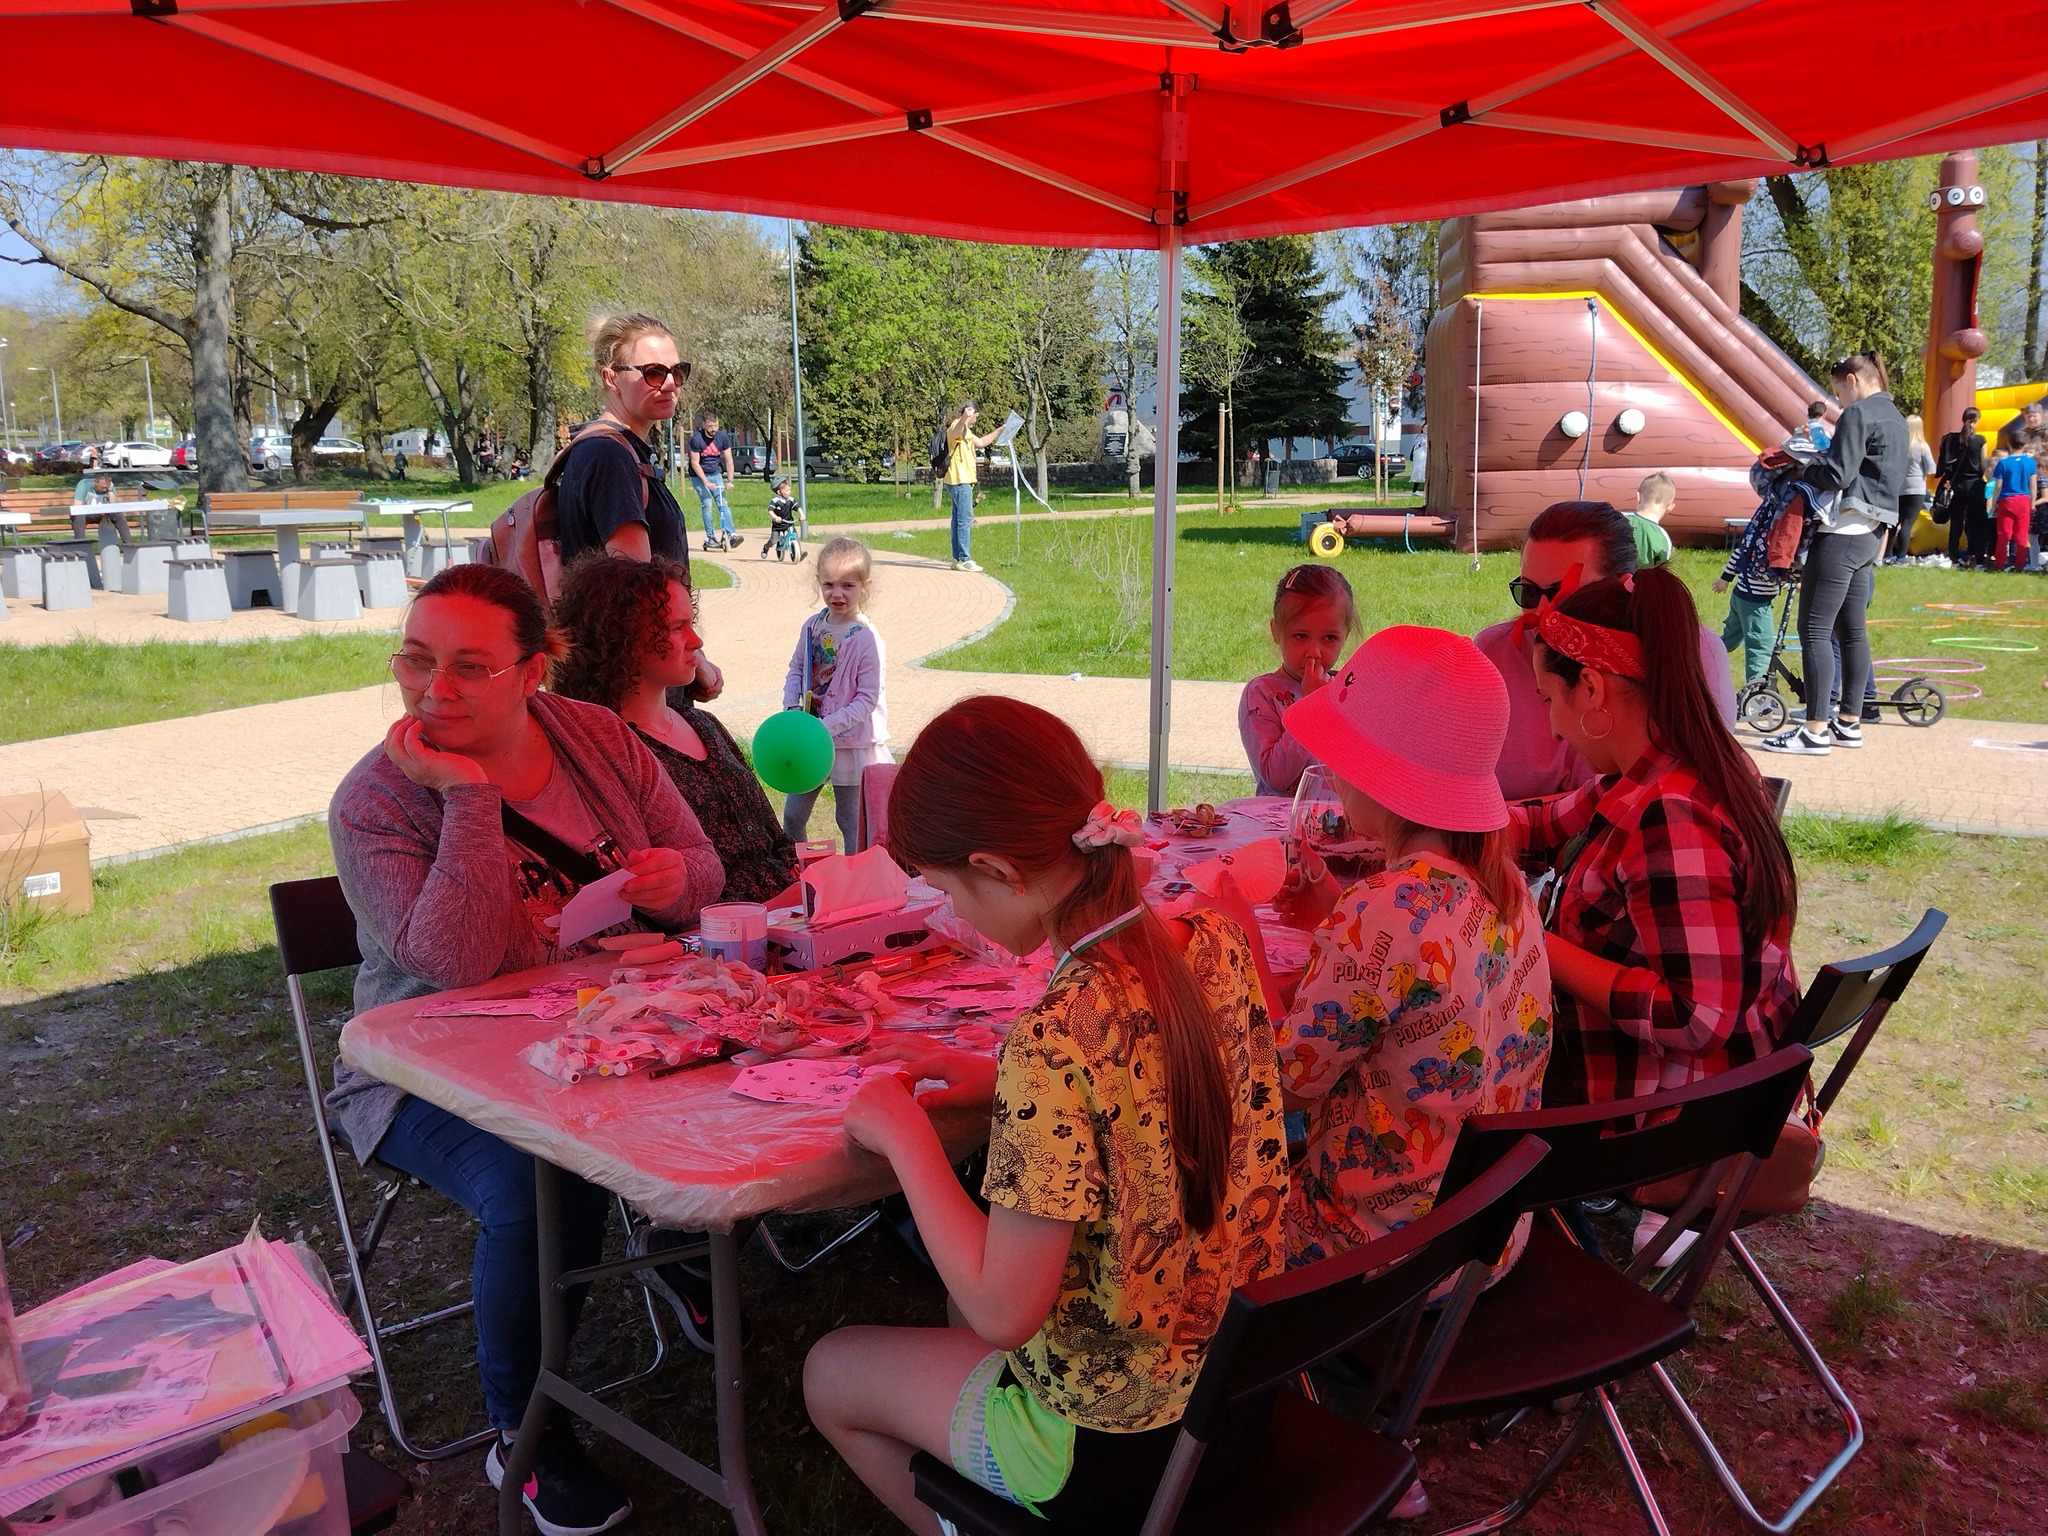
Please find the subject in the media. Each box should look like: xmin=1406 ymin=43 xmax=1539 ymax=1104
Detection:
xmin=733 ymin=443 xmax=770 ymax=475
xmin=171 ymin=436 xmax=197 ymax=469
xmin=111 ymin=439 xmax=174 ymax=468
xmin=313 ymin=435 xmax=365 ymax=457
xmin=249 ymin=433 xmax=291 ymax=471
xmin=1333 ymin=443 xmax=1406 ymax=477
xmin=2 ymin=444 xmax=30 ymax=469
xmin=34 ymin=441 xmax=87 ymax=470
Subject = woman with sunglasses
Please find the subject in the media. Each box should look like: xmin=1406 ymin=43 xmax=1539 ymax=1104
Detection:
xmin=326 ymin=562 xmax=724 ymax=1536
xmin=556 ymin=311 xmax=695 ymax=568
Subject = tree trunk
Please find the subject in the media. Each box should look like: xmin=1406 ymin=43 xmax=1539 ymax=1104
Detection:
xmin=526 ymin=330 xmax=556 ymax=460
xmin=2026 ymin=141 xmax=2047 ymax=379
xmin=413 ymin=336 xmax=478 ymax=485
xmin=190 ymin=171 xmax=249 ymax=494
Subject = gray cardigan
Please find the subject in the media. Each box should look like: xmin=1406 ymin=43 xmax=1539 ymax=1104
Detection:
xmin=325 ymin=691 xmax=725 ymax=1162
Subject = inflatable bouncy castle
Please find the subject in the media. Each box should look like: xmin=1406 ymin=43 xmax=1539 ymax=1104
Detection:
xmin=1423 ymin=181 xmax=1828 ymax=551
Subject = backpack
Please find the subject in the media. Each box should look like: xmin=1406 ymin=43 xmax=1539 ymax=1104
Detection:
xmin=928 ymin=426 xmax=950 ymax=474
xmin=484 ymin=421 xmax=648 ymax=600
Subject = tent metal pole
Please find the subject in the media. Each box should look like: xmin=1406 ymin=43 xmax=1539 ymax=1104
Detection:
xmin=787 ymin=221 xmax=810 ymax=523
xmin=1147 ymin=217 xmax=1183 ymax=815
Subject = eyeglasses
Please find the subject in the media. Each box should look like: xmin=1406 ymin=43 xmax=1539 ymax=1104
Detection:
xmin=390 ymin=651 xmax=532 ymax=690
xmin=610 ymin=361 xmax=692 ymax=387
xmin=1508 ymin=576 xmax=1563 ymax=611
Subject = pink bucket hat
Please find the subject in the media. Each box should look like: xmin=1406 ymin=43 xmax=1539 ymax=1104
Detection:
xmin=1283 ymin=625 xmax=1510 ymax=833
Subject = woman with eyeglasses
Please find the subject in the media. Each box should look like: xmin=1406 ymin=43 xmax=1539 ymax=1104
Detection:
xmin=556 ymin=311 xmax=695 ymax=568
xmin=325 ymin=561 xmax=724 ymax=1534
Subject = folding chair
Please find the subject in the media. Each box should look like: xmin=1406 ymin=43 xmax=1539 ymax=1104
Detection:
xmin=912 ymin=1136 xmax=1552 ymax=1536
xmin=271 ymin=877 xmax=669 ymax=1462
xmin=1366 ymin=1047 xmax=1814 ymax=1536
xmin=1639 ymin=908 xmax=1947 ymax=1534
xmin=854 ymin=760 xmax=898 ymax=853
xmin=1761 ymin=774 xmax=1793 ymax=820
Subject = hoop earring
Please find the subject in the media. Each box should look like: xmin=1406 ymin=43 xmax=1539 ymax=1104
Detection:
xmin=1580 ymin=706 xmax=1613 ymax=741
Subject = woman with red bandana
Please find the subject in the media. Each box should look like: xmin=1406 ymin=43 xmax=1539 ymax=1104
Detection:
xmin=1516 ymin=565 xmax=1800 ymax=1111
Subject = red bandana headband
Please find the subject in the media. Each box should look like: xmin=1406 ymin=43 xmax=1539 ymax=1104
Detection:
xmin=1536 ymin=594 xmax=1646 ymax=679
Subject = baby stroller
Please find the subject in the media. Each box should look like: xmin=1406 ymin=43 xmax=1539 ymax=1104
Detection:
xmin=1736 ymin=575 xmax=1946 ymax=733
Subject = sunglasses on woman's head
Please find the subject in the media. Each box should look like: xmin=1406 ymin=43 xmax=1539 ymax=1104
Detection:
xmin=612 ymin=361 xmax=692 ymax=386
xmin=1509 ymin=576 xmax=1563 ymax=611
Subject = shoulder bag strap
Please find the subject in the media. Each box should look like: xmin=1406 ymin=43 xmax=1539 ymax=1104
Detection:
xmin=500 ymin=801 xmax=610 ymax=889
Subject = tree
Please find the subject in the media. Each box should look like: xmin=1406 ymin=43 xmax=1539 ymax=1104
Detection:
xmin=1351 ymin=277 xmax=1415 ymax=505
xmin=995 ymin=246 xmax=1101 ymax=501
xmin=1183 ymin=265 xmax=1254 ymax=505
xmin=1094 ymin=249 xmax=1156 ymax=497
xmin=1180 ymin=236 xmax=1348 ymax=460
xmin=1740 ymin=162 xmax=1938 ymax=404
xmin=1328 ymin=222 xmax=1438 ymax=414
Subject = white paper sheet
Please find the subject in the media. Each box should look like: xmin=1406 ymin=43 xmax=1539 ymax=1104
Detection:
xmin=552 ymin=867 xmax=634 ymax=949
xmin=417 ymin=995 xmax=581 ymax=1019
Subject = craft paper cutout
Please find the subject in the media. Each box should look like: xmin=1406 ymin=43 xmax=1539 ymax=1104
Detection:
xmin=417 ymin=996 xmax=580 ymax=1020
xmin=1182 ymin=837 xmax=1287 ymax=905
xmin=552 ymin=868 xmax=634 ymax=950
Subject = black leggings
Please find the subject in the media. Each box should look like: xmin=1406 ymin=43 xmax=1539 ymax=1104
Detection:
xmin=1799 ymin=530 xmax=1879 ymax=725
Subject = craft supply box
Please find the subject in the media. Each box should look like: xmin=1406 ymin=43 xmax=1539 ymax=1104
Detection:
xmin=766 ymin=898 xmax=944 ymax=971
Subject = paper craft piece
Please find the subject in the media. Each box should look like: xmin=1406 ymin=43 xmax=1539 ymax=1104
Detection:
xmin=1183 ymin=837 xmax=1287 ymax=905
xmin=417 ymin=995 xmax=580 ymax=1020
xmin=804 ymin=845 xmax=910 ymax=925
xmin=553 ymin=867 xmax=634 ymax=949
xmin=729 ymin=1058 xmax=886 ymax=1106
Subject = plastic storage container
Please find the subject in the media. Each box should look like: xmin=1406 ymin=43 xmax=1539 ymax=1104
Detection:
xmin=25 ymin=1388 xmax=360 ymax=1536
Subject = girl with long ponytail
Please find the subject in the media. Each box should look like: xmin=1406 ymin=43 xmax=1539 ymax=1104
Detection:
xmin=1521 ymin=566 xmax=1801 ymax=1115
xmin=803 ymin=696 xmax=1287 ymax=1530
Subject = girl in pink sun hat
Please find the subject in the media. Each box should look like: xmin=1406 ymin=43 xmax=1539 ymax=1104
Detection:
xmin=1273 ymin=625 xmax=1555 ymax=1264
xmin=1273 ymin=625 xmax=1556 ymax=1522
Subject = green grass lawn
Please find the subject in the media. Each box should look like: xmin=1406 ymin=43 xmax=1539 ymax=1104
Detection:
xmin=1 ymin=813 xmax=2040 ymax=1534
xmin=866 ymin=506 xmax=2048 ymax=723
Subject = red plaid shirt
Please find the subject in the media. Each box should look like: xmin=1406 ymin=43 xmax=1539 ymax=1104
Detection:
xmin=1513 ymin=749 xmax=1800 ymax=1107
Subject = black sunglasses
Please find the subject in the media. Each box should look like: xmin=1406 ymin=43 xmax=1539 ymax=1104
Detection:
xmin=611 ymin=361 xmax=692 ymax=386
xmin=1508 ymin=576 xmax=1562 ymax=611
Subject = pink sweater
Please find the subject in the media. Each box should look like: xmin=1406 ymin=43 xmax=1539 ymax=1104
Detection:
xmin=1239 ymin=669 xmax=1320 ymax=797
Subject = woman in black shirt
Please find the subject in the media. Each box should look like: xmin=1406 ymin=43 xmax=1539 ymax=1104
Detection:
xmin=1935 ymin=405 xmax=1989 ymax=567
xmin=550 ymin=552 xmax=800 ymax=904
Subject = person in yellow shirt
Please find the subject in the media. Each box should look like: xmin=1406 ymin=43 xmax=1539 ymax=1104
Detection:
xmin=942 ymin=399 xmax=1002 ymax=572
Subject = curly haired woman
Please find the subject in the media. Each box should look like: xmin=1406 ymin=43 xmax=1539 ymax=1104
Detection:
xmin=551 ymin=552 xmax=801 ymax=904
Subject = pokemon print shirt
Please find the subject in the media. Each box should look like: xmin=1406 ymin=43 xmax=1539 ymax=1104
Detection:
xmin=1276 ymin=856 xmax=1554 ymax=1264
xmin=982 ymin=909 xmax=1289 ymax=1434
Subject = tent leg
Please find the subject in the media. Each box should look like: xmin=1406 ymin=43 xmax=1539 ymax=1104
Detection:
xmin=1146 ymin=219 xmax=1182 ymax=815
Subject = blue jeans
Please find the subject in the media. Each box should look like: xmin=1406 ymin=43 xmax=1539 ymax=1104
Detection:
xmin=373 ymin=1096 xmax=610 ymax=1429
xmin=947 ymin=482 xmax=974 ymax=563
xmin=693 ymin=473 xmax=734 ymax=542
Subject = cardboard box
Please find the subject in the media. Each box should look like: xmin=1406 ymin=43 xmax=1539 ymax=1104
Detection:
xmin=0 ymin=789 xmax=93 ymax=916
xmin=766 ymin=897 xmax=944 ymax=971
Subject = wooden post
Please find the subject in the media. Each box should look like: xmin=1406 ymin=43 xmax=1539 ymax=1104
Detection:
xmin=1217 ymin=402 xmax=1226 ymax=516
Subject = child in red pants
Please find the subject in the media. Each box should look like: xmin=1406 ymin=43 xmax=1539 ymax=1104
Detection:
xmin=1988 ymin=447 xmax=2039 ymax=571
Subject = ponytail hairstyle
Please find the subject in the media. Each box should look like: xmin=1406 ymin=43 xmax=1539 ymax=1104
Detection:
xmin=886 ymin=697 xmax=1236 ymax=1233
xmin=1272 ymin=563 xmax=1360 ymax=636
xmin=1830 ymin=350 xmax=1890 ymax=395
xmin=1532 ymin=569 xmax=1796 ymax=949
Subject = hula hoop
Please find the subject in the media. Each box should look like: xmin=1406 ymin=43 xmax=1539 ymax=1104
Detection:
xmin=1916 ymin=603 xmax=2007 ymax=616
xmin=1872 ymin=656 xmax=1988 ymax=700
xmin=1930 ymin=637 xmax=2039 ymax=652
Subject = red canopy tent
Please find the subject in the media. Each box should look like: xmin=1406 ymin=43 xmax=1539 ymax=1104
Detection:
xmin=5 ymin=0 xmax=2044 ymax=796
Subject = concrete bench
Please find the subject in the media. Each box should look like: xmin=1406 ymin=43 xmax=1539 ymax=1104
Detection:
xmin=352 ymin=549 xmax=409 ymax=609
xmin=168 ymin=557 xmax=233 ymax=622
xmin=223 ymin=549 xmax=283 ymax=610
xmin=41 ymin=551 xmax=93 ymax=611
xmin=297 ymin=557 xmax=362 ymax=621
xmin=0 ymin=546 xmax=41 ymax=602
xmin=119 ymin=540 xmax=179 ymax=596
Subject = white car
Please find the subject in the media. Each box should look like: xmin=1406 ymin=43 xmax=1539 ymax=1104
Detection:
xmin=249 ymin=433 xmax=291 ymax=471
xmin=313 ymin=436 xmax=365 ymax=457
xmin=112 ymin=440 xmax=174 ymax=468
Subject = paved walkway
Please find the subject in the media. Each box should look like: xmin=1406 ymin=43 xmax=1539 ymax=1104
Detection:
xmin=1 ymin=543 xmax=2044 ymax=863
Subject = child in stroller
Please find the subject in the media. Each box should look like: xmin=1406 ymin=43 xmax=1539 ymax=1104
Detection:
xmin=766 ymin=476 xmax=806 ymax=561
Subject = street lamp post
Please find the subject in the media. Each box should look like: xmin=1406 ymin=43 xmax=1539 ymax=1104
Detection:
xmin=0 ymin=338 xmax=11 ymax=453
xmin=28 ymin=366 xmax=61 ymax=445
xmin=120 ymin=356 xmax=158 ymax=443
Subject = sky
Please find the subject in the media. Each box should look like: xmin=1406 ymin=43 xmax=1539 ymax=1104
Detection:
xmin=0 ymin=228 xmax=63 ymax=308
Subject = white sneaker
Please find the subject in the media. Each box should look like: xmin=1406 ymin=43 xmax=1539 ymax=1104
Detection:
xmin=1633 ymin=1210 xmax=1699 ymax=1269
xmin=1829 ymin=719 xmax=1863 ymax=748
xmin=1758 ymin=725 xmax=1832 ymax=755
xmin=953 ymin=559 xmax=983 ymax=573
xmin=1391 ymin=1479 xmax=1431 ymax=1519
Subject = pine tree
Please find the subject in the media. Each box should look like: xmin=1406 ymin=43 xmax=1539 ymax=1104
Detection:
xmin=1180 ymin=235 xmax=1347 ymax=458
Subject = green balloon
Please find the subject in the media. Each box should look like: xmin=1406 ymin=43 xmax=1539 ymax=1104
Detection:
xmin=752 ymin=709 xmax=835 ymax=795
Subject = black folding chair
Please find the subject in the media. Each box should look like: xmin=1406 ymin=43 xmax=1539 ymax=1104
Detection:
xmin=271 ymin=876 xmax=668 ymax=1461
xmin=1637 ymin=908 xmax=1946 ymax=1534
xmin=1365 ymin=1047 xmax=1814 ymax=1536
xmin=1761 ymin=774 xmax=1793 ymax=821
xmin=912 ymin=1136 xmax=1552 ymax=1536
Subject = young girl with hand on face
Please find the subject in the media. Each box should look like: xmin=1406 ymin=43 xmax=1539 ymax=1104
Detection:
xmin=803 ymin=697 xmax=1288 ymax=1533
xmin=781 ymin=536 xmax=890 ymax=853
xmin=1238 ymin=564 xmax=1360 ymax=796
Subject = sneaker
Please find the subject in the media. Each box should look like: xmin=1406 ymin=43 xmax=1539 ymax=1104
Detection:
xmin=727 ymin=534 xmax=745 ymax=550
xmin=1632 ymin=1210 xmax=1700 ymax=1270
xmin=1859 ymin=700 xmax=1882 ymax=724
xmin=1830 ymin=718 xmax=1864 ymax=748
xmin=701 ymin=539 xmax=722 ymax=553
xmin=953 ymin=559 xmax=983 ymax=573
xmin=627 ymin=1226 xmax=741 ymax=1355
xmin=485 ymin=1426 xmax=630 ymax=1536
xmin=1758 ymin=724 xmax=1832 ymax=755
xmin=1391 ymin=1479 xmax=1431 ymax=1520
